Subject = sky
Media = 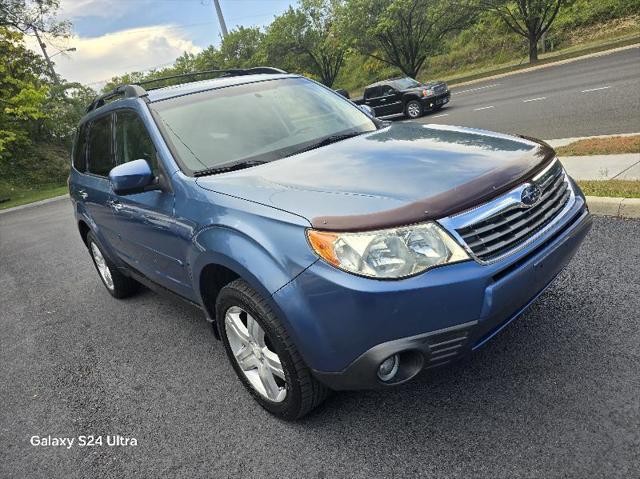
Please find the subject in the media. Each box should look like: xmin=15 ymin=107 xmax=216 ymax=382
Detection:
xmin=31 ymin=0 xmax=295 ymax=87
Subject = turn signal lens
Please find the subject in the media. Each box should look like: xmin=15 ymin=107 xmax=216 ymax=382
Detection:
xmin=307 ymin=230 xmax=340 ymax=267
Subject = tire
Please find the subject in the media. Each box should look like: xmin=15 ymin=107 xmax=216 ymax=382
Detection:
xmin=405 ymin=99 xmax=423 ymax=119
xmin=217 ymin=279 xmax=328 ymax=420
xmin=87 ymin=232 xmax=140 ymax=299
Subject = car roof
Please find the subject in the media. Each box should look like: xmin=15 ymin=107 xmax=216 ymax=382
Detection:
xmin=364 ymin=77 xmax=409 ymax=90
xmin=146 ymin=73 xmax=300 ymax=102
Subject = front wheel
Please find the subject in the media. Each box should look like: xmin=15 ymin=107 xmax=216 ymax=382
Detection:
xmin=217 ymin=279 xmax=328 ymax=420
xmin=405 ymin=100 xmax=423 ymax=119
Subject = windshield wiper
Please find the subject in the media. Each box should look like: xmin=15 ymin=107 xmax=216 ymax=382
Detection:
xmin=285 ymin=132 xmax=364 ymax=158
xmin=194 ymin=160 xmax=266 ymax=177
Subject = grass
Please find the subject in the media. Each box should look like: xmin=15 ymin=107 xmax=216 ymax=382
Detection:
xmin=444 ymin=34 xmax=640 ymax=87
xmin=556 ymin=135 xmax=640 ymax=156
xmin=0 ymin=184 xmax=68 ymax=210
xmin=577 ymin=180 xmax=640 ymax=198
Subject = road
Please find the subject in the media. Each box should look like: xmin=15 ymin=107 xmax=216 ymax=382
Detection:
xmin=414 ymin=47 xmax=640 ymax=139
xmin=1 ymin=199 xmax=639 ymax=478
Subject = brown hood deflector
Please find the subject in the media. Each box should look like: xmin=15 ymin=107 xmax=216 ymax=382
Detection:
xmin=311 ymin=139 xmax=556 ymax=232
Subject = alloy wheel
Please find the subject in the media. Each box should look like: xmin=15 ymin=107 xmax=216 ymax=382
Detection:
xmin=91 ymin=242 xmax=114 ymax=291
xmin=224 ymin=306 xmax=287 ymax=402
xmin=407 ymin=102 xmax=421 ymax=118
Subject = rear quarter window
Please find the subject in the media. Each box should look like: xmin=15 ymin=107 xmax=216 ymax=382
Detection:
xmin=72 ymin=123 xmax=88 ymax=172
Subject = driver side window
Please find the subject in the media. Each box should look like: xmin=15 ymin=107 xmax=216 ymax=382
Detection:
xmin=382 ymin=86 xmax=396 ymax=96
xmin=115 ymin=110 xmax=159 ymax=177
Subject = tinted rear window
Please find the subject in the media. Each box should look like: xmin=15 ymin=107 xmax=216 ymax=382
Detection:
xmin=364 ymin=86 xmax=382 ymax=99
xmin=87 ymin=115 xmax=113 ymax=176
xmin=72 ymin=123 xmax=87 ymax=172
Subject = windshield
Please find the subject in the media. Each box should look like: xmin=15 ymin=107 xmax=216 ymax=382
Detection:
xmin=150 ymin=77 xmax=377 ymax=174
xmin=392 ymin=78 xmax=420 ymax=90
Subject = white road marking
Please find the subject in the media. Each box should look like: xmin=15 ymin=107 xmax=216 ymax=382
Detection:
xmin=456 ymin=83 xmax=501 ymax=94
xmin=523 ymin=97 xmax=546 ymax=102
xmin=474 ymin=105 xmax=495 ymax=111
xmin=432 ymin=113 xmax=449 ymax=118
xmin=581 ymin=86 xmax=611 ymax=93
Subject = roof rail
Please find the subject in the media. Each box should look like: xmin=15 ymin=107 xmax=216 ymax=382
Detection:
xmin=86 ymin=84 xmax=147 ymax=113
xmin=136 ymin=66 xmax=287 ymax=89
xmin=85 ymin=67 xmax=287 ymax=113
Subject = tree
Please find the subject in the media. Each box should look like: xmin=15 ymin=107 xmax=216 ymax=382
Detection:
xmin=264 ymin=0 xmax=347 ymax=87
xmin=483 ymin=0 xmax=564 ymax=63
xmin=0 ymin=27 xmax=48 ymax=156
xmin=218 ymin=26 xmax=265 ymax=68
xmin=341 ymin=0 xmax=476 ymax=78
xmin=0 ymin=0 xmax=70 ymax=83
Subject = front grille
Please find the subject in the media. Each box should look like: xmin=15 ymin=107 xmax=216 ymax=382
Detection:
xmin=455 ymin=161 xmax=570 ymax=262
xmin=433 ymin=83 xmax=447 ymax=94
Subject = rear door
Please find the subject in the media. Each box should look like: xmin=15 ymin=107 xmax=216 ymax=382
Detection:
xmin=103 ymin=109 xmax=193 ymax=298
xmin=363 ymin=86 xmax=384 ymax=115
xmin=81 ymin=114 xmax=119 ymax=248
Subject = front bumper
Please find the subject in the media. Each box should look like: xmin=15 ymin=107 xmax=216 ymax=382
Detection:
xmin=421 ymin=91 xmax=450 ymax=110
xmin=272 ymin=196 xmax=591 ymax=390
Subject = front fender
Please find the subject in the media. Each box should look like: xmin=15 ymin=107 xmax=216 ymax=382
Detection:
xmin=189 ymin=224 xmax=317 ymax=302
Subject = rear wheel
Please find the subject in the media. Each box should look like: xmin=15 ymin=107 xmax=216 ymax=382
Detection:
xmin=87 ymin=232 xmax=140 ymax=298
xmin=217 ymin=279 xmax=328 ymax=420
xmin=405 ymin=100 xmax=423 ymax=119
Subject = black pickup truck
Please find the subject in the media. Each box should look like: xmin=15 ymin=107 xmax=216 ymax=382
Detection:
xmin=352 ymin=77 xmax=450 ymax=119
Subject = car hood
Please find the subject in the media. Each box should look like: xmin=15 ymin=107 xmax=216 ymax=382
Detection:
xmin=195 ymin=123 xmax=554 ymax=231
xmin=409 ymin=81 xmax=445 ymax=92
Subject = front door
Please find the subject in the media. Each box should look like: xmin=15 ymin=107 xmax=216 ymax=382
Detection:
xmin=378 ymin=86 xmax=403 ymax=116
xmin=103 ymin=109 xmax=193 ymax=299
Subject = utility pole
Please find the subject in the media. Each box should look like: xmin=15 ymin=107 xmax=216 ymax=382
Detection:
xmin=213 ymin=0 xmax=228 ymax=38
xmin=33 ymin=27 xmax=60 ymax=86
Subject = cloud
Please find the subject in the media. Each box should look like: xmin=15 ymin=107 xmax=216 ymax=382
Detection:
xmin=26 ymin=25 xmax=202 ymax=86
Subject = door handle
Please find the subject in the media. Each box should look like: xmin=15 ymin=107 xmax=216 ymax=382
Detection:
xmin=107 ymin=199 xmax=124 ymax=211
xmin=78 ymin=189 xmax=88 ymax=200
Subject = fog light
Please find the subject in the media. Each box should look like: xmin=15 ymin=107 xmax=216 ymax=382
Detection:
xmin=377 ymin=354 xmax=399 ymax=382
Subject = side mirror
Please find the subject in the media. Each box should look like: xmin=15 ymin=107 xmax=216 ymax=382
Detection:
xmin=335 ymin=88 xmax=350 ymax=99
xmin=109 ymin=159 xmax=154 ymax=195
xmin=358 ymin=104 xmax=375 ymax=117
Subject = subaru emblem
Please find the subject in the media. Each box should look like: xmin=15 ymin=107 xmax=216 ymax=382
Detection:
xmin=521 ymin=184 xmax=542 ymax=206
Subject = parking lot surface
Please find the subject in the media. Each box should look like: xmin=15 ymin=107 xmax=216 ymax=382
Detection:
xmin=1 ymin=200 xmax=639 ymax=477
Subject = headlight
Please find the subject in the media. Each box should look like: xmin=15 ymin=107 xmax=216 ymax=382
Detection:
xmin=307 ymin=222 xmax=470 ymax=279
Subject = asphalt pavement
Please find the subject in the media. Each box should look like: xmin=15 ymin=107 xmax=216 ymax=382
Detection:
xmin=1 ymin=199 xmax=639 ymax=478
xmin=414 ymin=46 xmax=640 ymax=138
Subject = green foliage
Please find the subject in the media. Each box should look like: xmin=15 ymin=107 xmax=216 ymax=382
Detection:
xmin=556 ymin=0 xmax=640 ymax=28
xmin=0 ymin=27 xmax=48 ymax=156
xmin=0 ymin=24 xmax=86 ymax=191
xmin=340 ymin=0 xmax=478 ymax=77
xmin=218 ymin=26 xmax=265 ymax=68
xmin=263 ymin=0 xmax=347 ymax=86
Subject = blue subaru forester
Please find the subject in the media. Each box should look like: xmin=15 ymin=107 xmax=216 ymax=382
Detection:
xmin=69 ymin=68 xmax=592 ymax=419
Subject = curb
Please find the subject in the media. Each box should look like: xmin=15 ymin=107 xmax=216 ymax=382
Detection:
xmin=586 ymin=196 xmax=640 ymax=219
xmin=0 ymin=194 xmax=69 ymax=215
